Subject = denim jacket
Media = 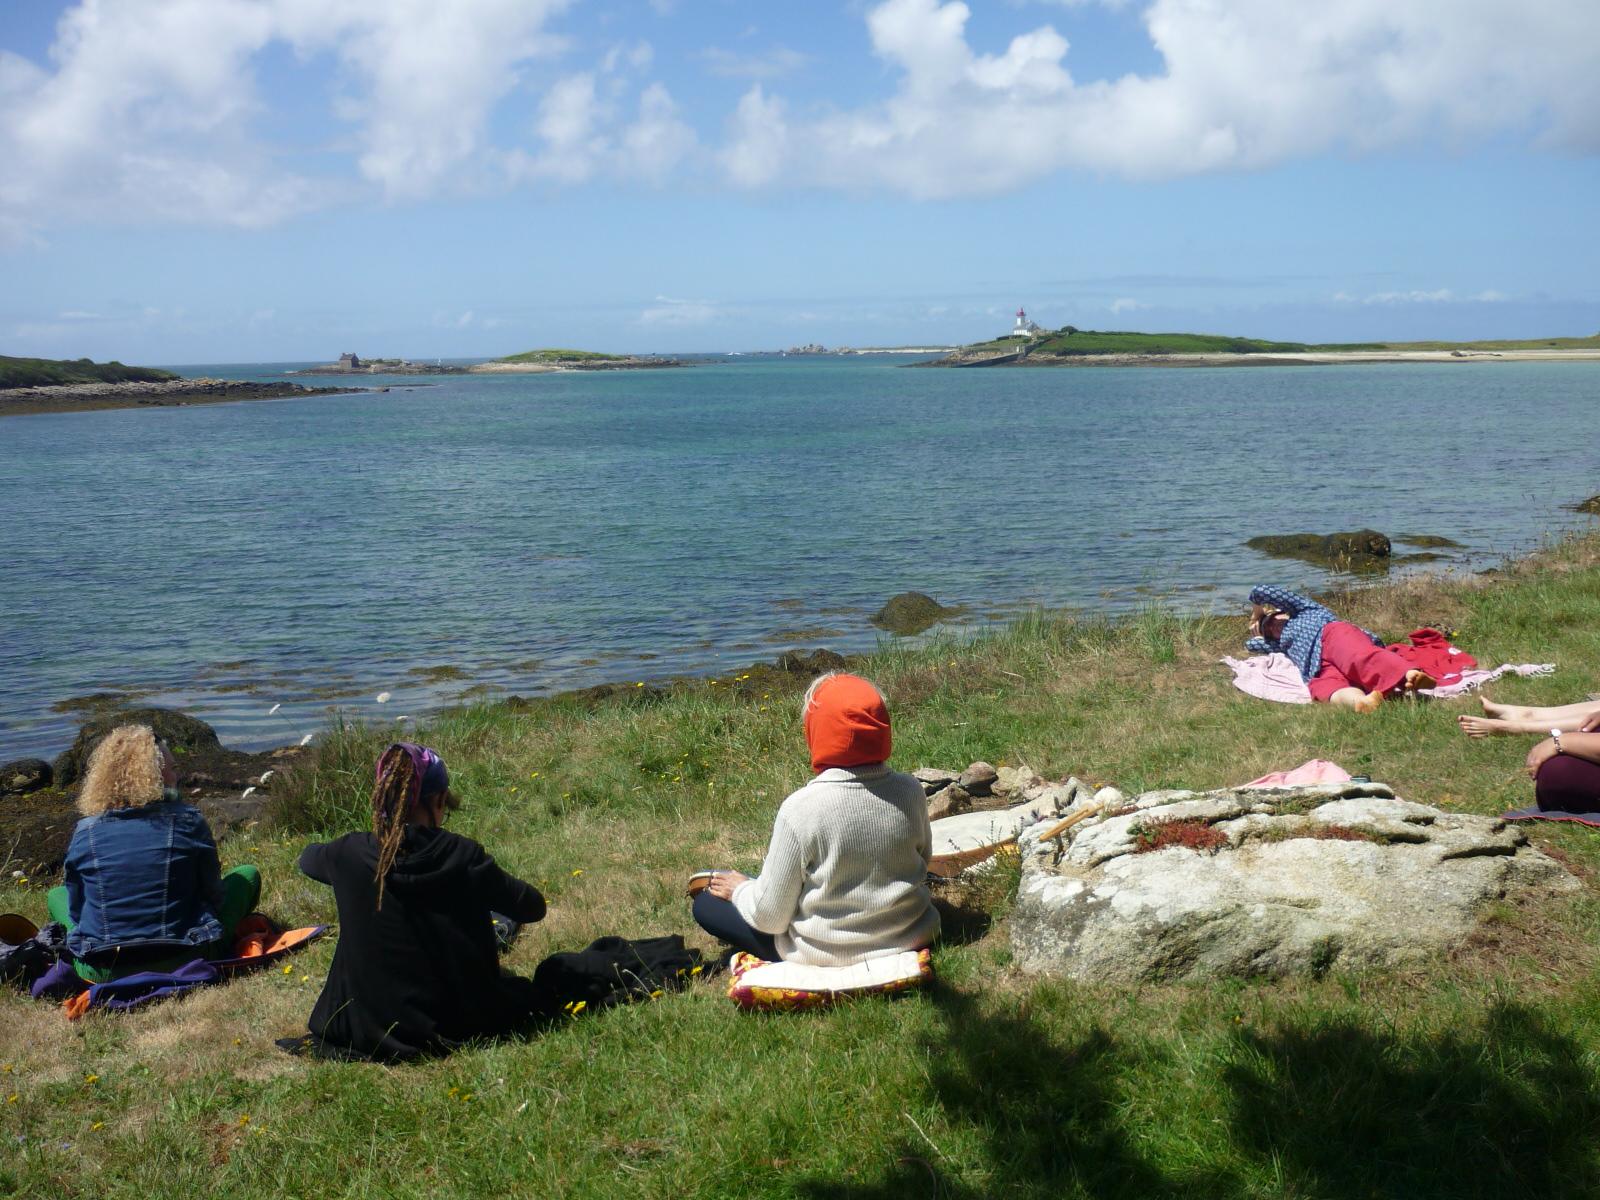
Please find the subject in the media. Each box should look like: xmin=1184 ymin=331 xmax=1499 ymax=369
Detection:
xmin=62 ymin=797 xmax=225 ymax=958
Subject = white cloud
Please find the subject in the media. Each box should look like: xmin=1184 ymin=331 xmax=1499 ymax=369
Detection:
xmin=639 ymin=296 xmax=721 ymax=327
xmin=720 ymin=0 xmax=1600 ymax=196
xmin=0 ymin=0 xmax=572 ymax=236
xmin=1109 ymin=297 xmax=1147 ymax=313
xmin=1336 ymin=287 xmax=1510 ymax=305
xmin=510 ymin=72 xmax=694 ymax=186
xmin=720 ymin=86 xmax=789 ymax=188
xmin=699 ymin=46 xmax=810 ymax=80
xmin=620 ymin=84 xmax=697 ymax=183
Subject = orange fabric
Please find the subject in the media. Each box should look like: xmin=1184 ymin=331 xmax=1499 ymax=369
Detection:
xmin=804 ymin=674 xmax=891 ymax=773
xmin=62 ymin=990 xmax=92 ymax=1021
xmin=233 ymin=914 xmax=274 ymax=958
xmin=262 ymin=927 xmax=322 ymax=956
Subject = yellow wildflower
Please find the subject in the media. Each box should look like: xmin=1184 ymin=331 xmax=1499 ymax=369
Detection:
xmin=91 ymin=1121 xmax=104 ymax=1131
xmin=570 ymin=868 xmax=584 ymax=877
xmin=84 ymin=1074 xmax=99 ymax=1085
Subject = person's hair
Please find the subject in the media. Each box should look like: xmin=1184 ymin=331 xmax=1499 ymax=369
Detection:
xmin=370 ymin=744 xmax=458 ymax=909
xmin=77 ymin=725 xmax=166 ymax=816
xmin=802 ymin=670 xmax=888 ymax=713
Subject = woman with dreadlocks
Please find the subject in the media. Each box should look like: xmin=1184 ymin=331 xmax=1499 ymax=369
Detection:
xmin=297 ymin=742 xmax=548 ymax=1060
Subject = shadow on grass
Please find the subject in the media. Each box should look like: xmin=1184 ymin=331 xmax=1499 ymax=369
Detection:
xmin=797 ymin=980 xmax=1183 ymax=1199
xmin=800 ymin=988 xmax=1600 ymax=1200
xmin=1220 ymin=1000 xmax=1600 ymax=1199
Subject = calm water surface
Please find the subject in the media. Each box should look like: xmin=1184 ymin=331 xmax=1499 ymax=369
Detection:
xmin=3 ymin=356 xmax=1597 ymax=757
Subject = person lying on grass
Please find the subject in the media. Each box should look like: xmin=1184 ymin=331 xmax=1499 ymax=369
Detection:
xmin=691 ymin=671 xmax=939 ymax=965
xmin=1246 ymin=584 xmax=1434 ymax=712
xmin=49 ymin=724 xmax=260 ymax=982
xmin=1458 ymin=695 xmax=1600 ymax=738
xmin=297 ymin=742 xmax=547 ymax=1061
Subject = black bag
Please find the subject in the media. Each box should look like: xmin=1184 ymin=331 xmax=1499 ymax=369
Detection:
xmin=0 ymin=920 xmax=67 ymax=989
xmin=531 ymin=934 xmax=710 ymax=1017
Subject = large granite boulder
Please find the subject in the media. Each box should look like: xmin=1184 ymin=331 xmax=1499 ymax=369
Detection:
xmin=1011 ymin=782 xmax=1578 ymax=982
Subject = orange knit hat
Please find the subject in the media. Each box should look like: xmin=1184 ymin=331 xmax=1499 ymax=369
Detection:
xmin=804 ymin=674 xmax=891 ymax=773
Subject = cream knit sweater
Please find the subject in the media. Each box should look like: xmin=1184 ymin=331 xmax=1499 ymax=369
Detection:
xmin=731 ymin=765 xmax=939 ymax=967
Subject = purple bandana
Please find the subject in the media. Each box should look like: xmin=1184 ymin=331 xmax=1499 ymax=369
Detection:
xmin=374 ymin=742 xmax=449 ymax=817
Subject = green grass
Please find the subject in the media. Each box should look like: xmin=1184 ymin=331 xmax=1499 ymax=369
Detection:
xmin=955 ymin=328 xmax=1600 ymax=358
xmin=958 ymin=329 xmax=1387 ymax=356
xmin=5 ymin=534 xmax=1600 ymax=1196
xmin=0 ymin=355 xmax=179 ymax=389
xmin=495 ymin=349 xmax=627 ymax=363
xmin=1373 ymin=334 xmax=1600 ymax=351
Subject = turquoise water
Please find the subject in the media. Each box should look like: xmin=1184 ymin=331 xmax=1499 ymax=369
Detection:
xmin=3 ymin=356 xmax=1597 ymax=757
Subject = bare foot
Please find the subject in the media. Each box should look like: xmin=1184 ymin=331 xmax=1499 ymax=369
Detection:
xmin=1458 ymin=714 xmax=1510 ymax=738
xmin=1404 ymin=669 xmax=1436 ymax=692
xmin=1353 ymin=690 xmax=1383 ymax=714
xmin=1480 ymin=697 xmax=1529 ymax=720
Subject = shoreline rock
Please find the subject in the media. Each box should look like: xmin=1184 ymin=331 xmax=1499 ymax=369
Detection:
xmin=0 ymin=377 xmax=365 ymax=418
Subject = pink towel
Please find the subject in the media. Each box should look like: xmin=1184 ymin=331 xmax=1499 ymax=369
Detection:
xmin=1222 ymin=654 xmax=1312 ymax=703
xmin=1244 ymin=760 xmax=1353 ymax=788
xmin=1224 ymin=654 xmax=1553 ymax=704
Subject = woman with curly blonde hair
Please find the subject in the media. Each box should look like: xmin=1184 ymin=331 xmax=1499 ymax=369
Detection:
xmin=46 ymin=724 xmax=260 ymax=982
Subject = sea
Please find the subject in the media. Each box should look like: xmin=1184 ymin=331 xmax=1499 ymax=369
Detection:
xmin=3 ymin=355 xmax=1597 ymax=759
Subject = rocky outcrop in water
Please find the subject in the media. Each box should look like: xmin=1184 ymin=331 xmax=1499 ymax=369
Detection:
xmin=871 ymin=592 xmax=954 ymax=636
xmin=1246 ymin=529 xmax=1393 ymax=569
xmin=1009 ymin=782 xmax=1577 ymax=982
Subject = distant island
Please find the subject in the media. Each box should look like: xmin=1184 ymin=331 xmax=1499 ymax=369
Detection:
xmin=923 ymin=320 xmax=1600 ymax=368
xmin=467 ymin=348 xmax=688 ymax=373
xmin=1 ymin=354 xmax=363 ymax=418
xmin=291 ymin=353 xmax=466 ymax=376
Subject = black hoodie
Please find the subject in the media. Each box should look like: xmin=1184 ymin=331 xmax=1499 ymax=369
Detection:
xmin=299 ymin=826 xmax=547 ymax=1060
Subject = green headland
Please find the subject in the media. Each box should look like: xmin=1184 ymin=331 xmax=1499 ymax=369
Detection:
xmin=0 ymin=355 xmax=178 ymax=389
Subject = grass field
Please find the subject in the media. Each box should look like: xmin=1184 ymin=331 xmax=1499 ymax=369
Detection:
xmin=0 ymin=355 xmax=178 ymax=389
xmin=1375 ymin=335 xmax=1600 ymax=352
xmin=3 ymin=532 xmax=1600 ymax=1197
xmin=495 ymin=349 xmax=627 ymax=363
xmin=955 ymin=329 xmax=1600 ymax=358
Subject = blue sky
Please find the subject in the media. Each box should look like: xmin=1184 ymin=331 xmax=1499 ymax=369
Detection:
xmin=2 ymin=0 xmax=1597 ymax=361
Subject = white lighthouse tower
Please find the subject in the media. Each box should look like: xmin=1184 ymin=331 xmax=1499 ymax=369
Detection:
xmin=1011 ymin=307 xmax=1042 ymax=338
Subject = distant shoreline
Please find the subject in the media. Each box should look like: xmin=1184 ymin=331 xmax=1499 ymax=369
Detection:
xmin=920 ymin=348 xmax=1600 ymax=369
xmin=0 ymin=377 xmax=368 ymax=418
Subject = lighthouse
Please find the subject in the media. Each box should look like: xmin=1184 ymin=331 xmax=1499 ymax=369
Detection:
xmin=1012 ymin=307 xmax=1042 ymax=338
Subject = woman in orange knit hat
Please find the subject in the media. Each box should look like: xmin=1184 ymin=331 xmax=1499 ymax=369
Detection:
xmin=691 ymin=672 xmax=939 ymax=964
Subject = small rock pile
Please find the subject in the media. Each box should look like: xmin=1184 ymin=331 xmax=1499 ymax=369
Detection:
xmin=910 ymin=760 xmax=1109 ymax=821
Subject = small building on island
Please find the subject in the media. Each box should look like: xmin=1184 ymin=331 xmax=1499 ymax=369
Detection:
xmin=338 ymin=352 xmax=362 ymax=369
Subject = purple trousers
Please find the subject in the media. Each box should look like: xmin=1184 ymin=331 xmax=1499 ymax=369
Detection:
xmin=1536 ymin=754 xmax=1600 ymax=813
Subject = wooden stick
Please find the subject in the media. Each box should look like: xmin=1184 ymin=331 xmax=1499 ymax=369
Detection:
xmin=1032 ymin=801 xmax=1108 ymax=845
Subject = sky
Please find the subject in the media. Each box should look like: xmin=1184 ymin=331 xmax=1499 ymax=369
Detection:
xmin=1 ymin=0 xmax=1598 ymax=362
